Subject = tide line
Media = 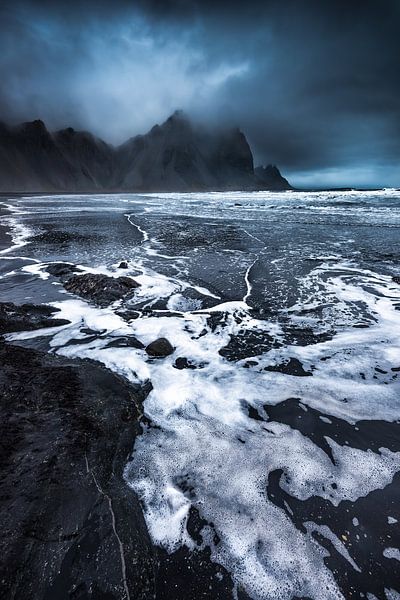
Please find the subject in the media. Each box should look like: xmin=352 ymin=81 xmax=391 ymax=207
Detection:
xmin=125 ymin=214 xmax=149 ymax=242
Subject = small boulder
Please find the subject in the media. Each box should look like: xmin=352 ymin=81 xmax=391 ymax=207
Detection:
xmin=118 ymin=261 xmax=129 ymax=269
xmin=173 ymin=356 xmax=197 ymax=370
xmin=145 ymin=337 xmax=174 ymax=358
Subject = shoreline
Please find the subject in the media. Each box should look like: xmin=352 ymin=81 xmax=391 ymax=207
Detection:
xmin=0 ymin=187 xmax=397 ymax=199
xmin=0 ymin=311 xmax=235 ymax=598
xmin=1 ymin=191 xmax=400 ymax=599
xmin=0 ymin=308 xmax=156 ymax=599
xmin=0 ymin=207 xmax=236 ymax=599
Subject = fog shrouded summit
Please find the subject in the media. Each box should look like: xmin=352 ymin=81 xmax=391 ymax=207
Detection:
xmin=0 ymin=111 xmax=292 ymax=191
xmin=0 ymin=0 xmax=399 ymax=187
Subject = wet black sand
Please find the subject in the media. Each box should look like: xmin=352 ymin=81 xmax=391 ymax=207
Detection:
xmin=1 ymin=192 xmax=400 ymax=599
xmin=0 ymin=306 xmax=154 ymax=599
xmin=0 ymin=206 xmax=236 ymax=599
xmin=0 ymin=304 xmax=238 ymax=600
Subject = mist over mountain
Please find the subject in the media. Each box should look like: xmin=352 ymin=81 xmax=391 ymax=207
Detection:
xmin=0 ymin=0 xmax=399 ymax=187
xmin=0 ymin=111 xmax=291 ymax=192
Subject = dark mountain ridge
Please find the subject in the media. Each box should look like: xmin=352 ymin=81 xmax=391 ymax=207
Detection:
xmin=0 ymin=111 xmax=292 ymax=192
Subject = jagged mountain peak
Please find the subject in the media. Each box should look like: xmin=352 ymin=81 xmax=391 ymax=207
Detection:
xmin=56 ymin=126 xmax=76 ymax=137
xmin=0 ymin=112 xmax=292 ymax=192
xmin=262 ymin=164 xmax=281 ymax=175
xmin=17 ymin=119 xmax=49 ymax=137
xmin=165 ymin=109 xmax=187 ymax=124
xmin=255 ymin=163 xmax=292 ymax=190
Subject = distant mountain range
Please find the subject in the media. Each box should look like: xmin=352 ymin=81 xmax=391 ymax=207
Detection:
xmin=0 ymin=111 xmax=292 ymax=192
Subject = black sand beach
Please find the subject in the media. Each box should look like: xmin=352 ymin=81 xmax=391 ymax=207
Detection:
xmin=1 ymin=191 xmax=400 ymax=599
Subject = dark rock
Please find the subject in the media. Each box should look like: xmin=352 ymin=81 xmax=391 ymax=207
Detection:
xmin=46 ymin=262 xmax=83 ymax=278
xmin=173 ymin=356 xmax=197 ymax=370
xmin=0 ymin=306 xmax=244 ymax=599
xmin=145 ymin=337 xmax=175 ymax=357
xmin=115 ymin=308 xmax=141 ymax=321
xmin=0 ymin=340 xmax=155 ymax=599
xmin=118 ymin=261 xmax=129 ymax=269
xmin=106 ymin=336 xmax=145 ymax=349
xmin=393 ymin=276 xmax=400 ymax=285
xmin=0 ymin=302 xmax=70 ymax=335
xmin=64 ymin=273 xmax=139 ymax=306
xmin=254 ymin=164 xmax=292 ymax=190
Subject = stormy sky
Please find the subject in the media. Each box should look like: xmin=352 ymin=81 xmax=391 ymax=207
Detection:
xmin=0 ymin=0 xmax=399 ymax=187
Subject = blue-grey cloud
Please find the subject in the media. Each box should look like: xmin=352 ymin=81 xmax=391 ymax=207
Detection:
xmin=0 ymin=0 xmax=399 ymax=187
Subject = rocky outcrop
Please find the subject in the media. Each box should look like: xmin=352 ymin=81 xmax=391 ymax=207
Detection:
xmin=0 ymin=303 xmax=155 ymax=599
xmin=254 ymin=164 xmax=292 ymax=190
xmin=46 ymin=262 xmax=83 ymax=278
xmin=0 ymin=302 xmax=70 ymax=334
xmin=0 ymin=304 xmax=235 ymax=599
xmin=63 ymin=273 xmax=140 ymax=306
xmin=0 ymin=112 xmax=292 ymax=192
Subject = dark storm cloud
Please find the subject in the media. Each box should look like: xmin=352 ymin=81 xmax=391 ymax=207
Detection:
xmin=0 ymin=0 xmax=399 ymax=186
